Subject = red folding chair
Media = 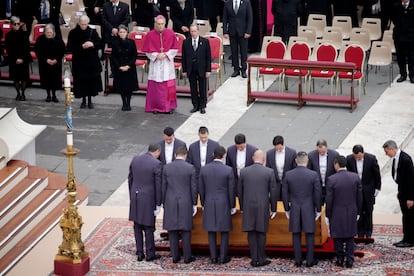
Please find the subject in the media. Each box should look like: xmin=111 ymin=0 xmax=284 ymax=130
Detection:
xmin=257 ymin=41 xmax=286 ymax=91
xmin=204 ymin=34 xmax=224 ymax=89
xmin=336 ymin=44 xmax=365 ymax=97
xmin=282 ymin=42 xmax=311 ymax=92
xmin=174 ymin=32 xmax=186 ymax=84
xmin=309 ymin=43 xmax=337 ymax=95
xmin=128 ymin=31 xmax=147 ymax=82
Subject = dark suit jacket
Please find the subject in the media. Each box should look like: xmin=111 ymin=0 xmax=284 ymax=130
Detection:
xmin=169 ymin=0 xmax=194 ymax=34
xmin=393 ymin=150 xmax=414 ymax=201
xmin=238 ymin=163 xmax=277 ymax=232
xmin=102 ymin=1 xmax=130 ymax=43
xmin=391 ymin=0 xmax=414 ymax=42
xmin=326 ymin=169 xmax=362 ymax=238
xmin=307 ymin=149 xmax=340 ymax=185
xmin=158 ymin=138 xmax=187 ymax=165
xmin=222 ymin=0 xmax=253 ymax=37
xmin=162 ymin=158 xmax=197 ymax=231
xmin=128 ymin=152 xmax=162 ymax=226
xmin=282 ymin=166 xmax=321 ymax=233
xmin=266 ymin=146 xmax=297 ymax=184
xmin=199 ymin=160 xmax=235 ymax=232
xmin=186 ymin=139 xmax=219 ymax=178
xmin=182 ymin=36 xmax=212 ymax=76
xmin=226 ymin=143 xmax=257 ymax=182
xmin=346 ymin=153 xmax=381 ymax=208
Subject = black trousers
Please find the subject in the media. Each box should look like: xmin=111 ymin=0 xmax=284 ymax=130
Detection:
xmin=334 ymin=237 xmax=354 ymax=264
xmin=399 ymin=197 xmax=414 ymax=243
xmin=207 ymin=231 xmax=229 ymax=260
xmin=292 ymin=232 xmax=314 ymax=264
xmin=189 ymin=67 xmax=207 ymax=109
xmin=133 ymin=222 xmax=155 ymax=258
xmin=169 ymin=230 xmax=192 ymax=261
xmin=229 ymin=35 xmax=248 ymax=72
xmin=357 ymin=196 xmax=374 ymax=237
xmin=394 ymin=40 xmax=414 ymax=78
xmin=247 ymin=231 xmax=267 ymax=263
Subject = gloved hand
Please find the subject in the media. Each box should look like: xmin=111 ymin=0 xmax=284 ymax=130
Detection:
xmin=357 ymin=215 xmax=360 ymax=221
xmin=285 ymin=211 xmax=290 ymax=220
xmin=153 ymin=205 xmax=161 ymax=216
xmin=315 ymin=211 xmax=321 ymax=221
xmin=192 ymin=205 xmax=197 ymax=216
xmin=325 ymin=217 xmax=329 ymax=226
xmin=270 ymin=211 xmax=276 ymax=219
xmin=374 ymin=189 xmax=380 ymax=197
xmin=231 ymin=208 xmax=237 ymax=215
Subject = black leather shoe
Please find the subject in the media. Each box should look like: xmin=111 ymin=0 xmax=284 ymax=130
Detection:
xmin=397 ymin=75 xmax=407 ymax=82
xmin=137 ymin=255 xmax=145 ymax=262
xmin=80 ymin=102 xmax=86 ymax=109
xmin=345 ymin=261 xmax=353 ymax=268
xmin=146 ymin=254 xmax=161 ymax=261
xmin=45 ymin=96 xmax=51 ymax=102
xmin=393 ymin=240 xmax=405 ymax=246
xmin=88 ymin=103 xmax=94 ymax=109
xmin=200 ymin=108 xmax=206 ymax=114
xmin=52 ymin=96 xmax=59 ymax=103
xmin=15 ymin=94 xmax=21 ymax=101
xmin=20 ymin=95 xmax=26 ymax=101
xmin=184 ymin=256 xmax=196 ymax=264
xmin=241 ymin=71 xmax=247 ymax=78
xmin=335 ymin=260 xmax=344 ymax=267
xmin=231 ymin=70 xmax=240 ymax=77
xmin=219 ymin=256 xmax=231 ymax=264
xmin=250 ymin=260 xmax=258 ymax=267
xmin=211 ymin=258 xmax=218 ymax=264
xmin=410 ymin=77 xmax=414 ymax=83
xmin=172 ymin=257 xmax=181 ymax=263
xmin=257 ymin=259 xmax=271 ymax=267
xmin=190 ymin=107 xmax=199 ymax=113
xmin=395 ymin=241 xmax=414 ymax=248
xmin=294 ymin=261 xmax=302 ymax=267
xmin=306 ymin=259 xmax=318 ymax=267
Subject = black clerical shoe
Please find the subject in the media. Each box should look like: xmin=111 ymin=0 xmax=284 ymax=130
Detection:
xmin=393 ymin=240 xmax=406 ymax=246
xmin=305 ymin=259 xmax=318 ymax=267
xmin=395 ymin=241 xmax=414 ymax=248
xmin=219 ymin=256 xmax=231 ymax=264
xmin=250 ymin=260 xmax=258 ymax=267
xmin=88 ymin=103 xmax=94 ymax=109
xmin=52 ymin=96 xmax=59 ymax=103
xmin=410 ymin=77 xmax=414 ymax=83
xmin=345 ymin=261 xmax=353 ymax=268
xmin=211 ymin=258 xmax=218 ymax=264
xmin=397 ymin=75 xmax=407 ymax=82
xmin=20 ymin=95 xmax=26 ymax=101
xmin=146 ymin=254 xmax=161 ymax=261
xmin=137 ymin=255 xmax=145 ymax=262
xmin=80 ymin=102 xmax=87 ymax=109
xmin=241 ymin=70 xmax=247 ymax=78
xmin=200 ymin=108 xmax=206 ymax=114
xmin=45 ymin=96 xmax=51 ymax=102
xmin=172 ymin=257 xmax=181 ymax=263
xmin=257 ymin=259 xmax=271 ymax=267
xmin=294 ymin=261 xmax=302 ymax=267
xmin=231 ymin=70 xmax=240 ymax=77
xmin=184 ymin=256 xmax=196 ymax=264
xmin=190 ymin=107 xmax=199 ymax=113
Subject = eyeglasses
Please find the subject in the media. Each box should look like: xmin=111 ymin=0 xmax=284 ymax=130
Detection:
xmin=13 ymin=23 xmax=20 ymax=26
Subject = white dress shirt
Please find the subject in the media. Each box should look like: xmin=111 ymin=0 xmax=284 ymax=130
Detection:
xmin=319 ymin=154 xmax=327 ymax=186
xmin=236 ymin=148 xmax=246 ymax=176
xmin=275 ymin=149 xmax=285 ymax=181
xmin=200 ymin=141 xmax=208 ymax=167
xmin=164 ymin=139 xmax=174 ymax=164
xmin=356 ymin=158 xmax=364 ymax=179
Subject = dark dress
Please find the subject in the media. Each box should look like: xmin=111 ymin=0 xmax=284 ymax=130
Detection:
xmin=248 ymin=0 xmax=267 ymax=53
xmin=5 ymin=29 xmax=31 ymax=82
xmin=110 ymin=37 xmax=138 ymax=94
xmin=34 ymin=34 xmax=66 ymax=90
xmin=66 ymin=25 xmax=103 ymax=98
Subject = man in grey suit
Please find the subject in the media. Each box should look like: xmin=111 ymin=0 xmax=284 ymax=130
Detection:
xmin=282 ymin=151 xmax=321 ymax=267
xmin=159 ymin=126 xmax=187 ymax=165
xmin=128 ymin=143 xmax=162 ymax=262
xmin=199 ymin=146 xmax=236 ymax=264
xmin=187 ymin=126 xmax=219 ymax=183
xmin=162 ymin=147 xmax=198 ymax=264
xmin=326 ymin=156 xmax=362 ymax=268
xmin=266 ymin=135 xmax=297 ymax=201
xmin=307 ymin=139 xmax=340 ymax=204
xmin=238 ymin=150 xmax=277 ymax=267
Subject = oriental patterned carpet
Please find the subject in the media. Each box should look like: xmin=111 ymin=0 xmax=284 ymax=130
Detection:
xmin=83 ymin=218 xmax=414 ymax=275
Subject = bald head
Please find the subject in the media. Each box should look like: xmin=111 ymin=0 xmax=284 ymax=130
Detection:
xmin=252 ymin=150 xmax=265 ymax=164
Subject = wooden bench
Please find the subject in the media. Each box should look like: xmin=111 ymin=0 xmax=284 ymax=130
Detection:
xmin=247 ymin=57 xmax=358 ymax=112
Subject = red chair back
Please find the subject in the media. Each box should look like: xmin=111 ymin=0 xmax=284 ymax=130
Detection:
xmin=0 ymin=20 xmax=12 ymax=41
xmin=174 ymin=33 xmax=185 ymax=56
xmin=266 ymin=41 xmax=285 ymax=59
xmin=316 ymin=44 xmax=337 ymax=62
xmin=290 ymin=42 xmax=310 ymax=61
xmin=205 ymin=35 xmax=222 ymax=60
xmin=32 ymin=24 xmax=46 ymax=43
xmin=344 ymin=45 xmax=364 ymax=71
xmin=128 ymin=31 xmax=147 ymax=52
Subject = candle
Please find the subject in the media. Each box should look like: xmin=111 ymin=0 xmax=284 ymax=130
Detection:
xmin=67 ymin=132 xmax=73 ymax=146
xmin=64 ymin=77 xmax=71 ymax=88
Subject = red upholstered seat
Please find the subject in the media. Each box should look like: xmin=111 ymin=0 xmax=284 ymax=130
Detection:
xmin=309 ymin=43 xmax=337 ymax=94
xmin=128 ymin=31 xmax=148 ymax=83
xmin=282 ymin=42 xmax=311 ymax=91
xmin=257 ymin=41 xmax=286 ymax=91
xmin=204 ymin=34 xmax=224 ymax=89
xmin=336 ymin=44 xmax=365 ymax=97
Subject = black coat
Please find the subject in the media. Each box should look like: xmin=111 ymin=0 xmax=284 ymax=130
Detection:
xmin=5 ymin=29 xmax=31 ymax=81
xmin=181 ymin=36 xmax=211 ymax=76
xmin=34 ymin=34 xmax=65 ymax=90
xmin=391 ymin=0 xmax=414 ymax=42
xmin=169 ymin=0 xmax=194 ymax=35
xmin=223 ymin=0 xmax=253 ymax=37
xmin=110 ymin=37 xmax=138 ymax=93
xmin=272 ymin=0 xmax=302 ymax=43
xmin=196 ymin=0 xmax=221 ymax=18
xmin=131 ymin=0 xmax=155 ymax=28
xmin=101 ymin=1 xmax=130 ymax=44
xmin=67 ymin=25 xmax=103 ymax=97
xmin=83 ymin=0 xmax=105 ymax=25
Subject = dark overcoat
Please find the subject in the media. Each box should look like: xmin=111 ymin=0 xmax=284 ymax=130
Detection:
xmin=169 ymin=0 xmax=194 ymax=34
xmin=326 ymin=170 xmax=362 ymax=238
xmin=271 ymin=0 xmax=302 ymax=42
xmin=128 ymin=152 xmax=162 ymax=226
xmin=199 ymin=160 xmax=235 ymax=232
xmin=226 ymin=143 xmax=257 ymax=183
xmin=238 ymin=163 xmax=277 ymax=232
xmin=158 ymin=138 xmax=187 ymax=165
xmin=5 ymin=29 xmax=31 ymax=81
xmin=162 ymin=159 xmax=197 ymax=231
xmin=186 ymin=139 xmax=219 ymax=180
xmin=110 ymin=37 xmax=138 ymax=93
xmin=307 ymin=149 xmax=340 ymax=185
xmin=282 ymin=166 xmax=321 ymax=233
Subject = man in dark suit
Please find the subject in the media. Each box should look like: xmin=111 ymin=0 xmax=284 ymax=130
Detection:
xmin=162 ymin=147 xmax=197 ymax=264
xmin=187 ymin=126 xmax=219 ymax=183
xmin=391 ymin=0 xmax=414 ymax=83
xmin=346 ymin=144 xmax=381 ymax=238
xmin=169 ymin=0 xmax=194 ymax=36
xmin=239 ymin=150 xmax=277 ymax=267
xmin=128 ymin=143 xmax=162 ymax=262
xmin=332 ymin=0 xmax=358 ymax=27
xmin=223 ymin=0 xmax=253 ymax=78
xmin=182 ymin=24 xmax=211 ymax=114
xmin=131 ymin=0 xmax=155 ymax=29
xmin=102 ymin=0 xmax=130 ymax=46
xmin=272 ymin=0 xmax=302 ymax=44
xmin=383 ymin=140 xmax=414 ymax=247
xmin=199 ymin=146 xmax=236 ymax=264
xmin=158 ymin=126 xmax=187 ymax=165
xmin=307 ymin=139 xmax=340 ymax=204
xmin=282 ymin=151 xmax=321 ymax=267
xmin=226 ymin=133 xmax=257 ymax=187
xmin=266 ymin=135 xmax=297 ymax=201
xmin=83 ymin=0 xmax=105 ymax=25
xmin=326 ymin=156 xmax=362 ymax=268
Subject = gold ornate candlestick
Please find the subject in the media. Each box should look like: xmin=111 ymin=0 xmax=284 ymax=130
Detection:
xmin=55 ymin=70 xmax=89 ymax=268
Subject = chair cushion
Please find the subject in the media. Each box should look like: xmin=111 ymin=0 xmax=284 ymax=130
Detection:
xmin=338 ymin=71 xmax=363 ymax=79
xmin=259 ymin=67 xmax=283 ymax=75
xmin=310 ymin=70 xmax=335 ymax=78
xmin=284 ymin=68 xmax=309 ymax=76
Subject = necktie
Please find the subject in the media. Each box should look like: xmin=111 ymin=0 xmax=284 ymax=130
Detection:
xmin=234 ymin=0 xmax=239 ymax=14
xmin=193 ymin=39 xmax=197 ymax=51
xmin=392 ymin=158 xmax=396 ymax=180
xmin=113 ymin=4 xmax=117 ymax=15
